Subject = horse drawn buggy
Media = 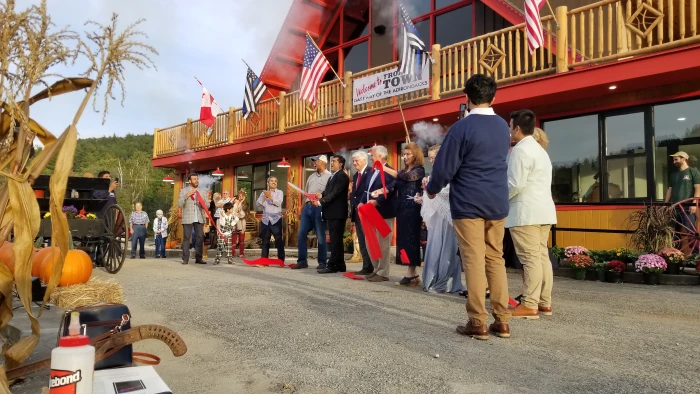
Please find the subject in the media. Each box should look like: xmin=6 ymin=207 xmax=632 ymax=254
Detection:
xmin=32 ymin=175 xmax=128 ymax=274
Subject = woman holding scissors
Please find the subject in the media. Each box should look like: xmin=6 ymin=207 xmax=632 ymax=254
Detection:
xmin=380 ymin=142 xmax=425 ymax=286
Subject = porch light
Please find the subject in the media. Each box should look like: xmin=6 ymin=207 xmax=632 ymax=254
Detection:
xmin=608 ymin=85 xmax=617 ymax=90
xmin=433 ymin=118 xmax=439 ymax=122
xmin=277 ymin=156 xmax=291 ymax=168
xmin=678 ymin=117 xmax=686 ymax=121
xmin=212 ymin=167 xmax=224 ymax=177
xmin=162 ymin=174 xmax=174 ymax=183
xmin=246 ymin=151 xmax=250 ymax=155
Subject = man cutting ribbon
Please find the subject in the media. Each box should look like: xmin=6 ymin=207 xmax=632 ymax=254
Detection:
xmin=177 ymin=173 xmax=209 ymax=265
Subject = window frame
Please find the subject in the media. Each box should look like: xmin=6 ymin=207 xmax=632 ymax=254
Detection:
xmin=234 ymin=161 xmax=289 ymax=214
xmin=540 ymin=100 xmax=700 ymax=205
xmin=319 ymin=0 xmax=372 ymax=76
xmin=391 ymin=0 xmax=476 ymax=61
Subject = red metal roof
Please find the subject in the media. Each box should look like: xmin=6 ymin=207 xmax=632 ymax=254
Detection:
xmin=259 ymin=0 xmax=343 ymax=96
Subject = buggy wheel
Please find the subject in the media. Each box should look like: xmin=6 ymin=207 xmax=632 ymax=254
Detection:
xmin=103 ymin=204 xmax=127 ymax=273
xmin=670 ymin=197 xmax=700 ymax=254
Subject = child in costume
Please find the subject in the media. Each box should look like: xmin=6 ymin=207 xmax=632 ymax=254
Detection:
xmin=215 ymin=202 xmax=237 ymax=265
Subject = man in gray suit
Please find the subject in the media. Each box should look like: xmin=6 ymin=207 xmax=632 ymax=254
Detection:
xmin=178 ymin=173 xmax=207 ymax=265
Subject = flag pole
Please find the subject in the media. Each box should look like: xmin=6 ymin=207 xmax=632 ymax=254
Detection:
xmin=306 ymin=32 xmax=347 ymax=88
xmin=397 ymin=100 xmax=411 ymax=143
xmin=194 ymin=76 xmax=229 ymax=118
xmin=241 ymin=59 xmax=281 ymax=106
xmin=545 ymin=0 xmax=560 ymax=29
xmin=322 ymin=134 xmax=335 ymax=153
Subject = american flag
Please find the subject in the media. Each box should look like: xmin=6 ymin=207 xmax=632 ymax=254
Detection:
xmin=242 ymin=67 xmax=267 ymax=120
xmin=300 ymin=35 xmax=331 ymax=107
xmin=398 ymin=2 xmax=428 ymax=78
xmin=525 ymin=0 xmax=547 ymax=53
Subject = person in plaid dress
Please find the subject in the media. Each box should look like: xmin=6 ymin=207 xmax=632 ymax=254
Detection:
xmin=215 ymin=202 xmax=237 ymax=265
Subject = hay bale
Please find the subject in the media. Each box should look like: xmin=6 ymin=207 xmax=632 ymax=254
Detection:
xmin=49 ymin=277 xmax=124 ymax=309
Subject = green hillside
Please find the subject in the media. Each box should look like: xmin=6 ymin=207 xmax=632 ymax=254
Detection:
xmin=38 ymin=134 xmax=173 ymax=220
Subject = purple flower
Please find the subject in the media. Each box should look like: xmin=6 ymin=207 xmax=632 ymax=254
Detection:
xmin=565 ymin=246 xmax=588 ymax=258
xmin=635 ymin=254 xmax=667 ymax=273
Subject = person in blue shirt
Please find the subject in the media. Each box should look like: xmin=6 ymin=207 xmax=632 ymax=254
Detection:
xmin=425 ymin=74 xmax=512 ymax=340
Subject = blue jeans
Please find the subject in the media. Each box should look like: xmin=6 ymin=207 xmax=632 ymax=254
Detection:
xmin=131 ymin=225 xmax=147 ymax=258
xmin=297 ymin=203 xmax=327 ymax=266
xmin=155 ymin=234 xmax=166 ymax=257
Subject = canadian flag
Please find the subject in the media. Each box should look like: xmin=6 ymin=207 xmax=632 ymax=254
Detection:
xmin=198 ymin=82 xmax=222 ymax=128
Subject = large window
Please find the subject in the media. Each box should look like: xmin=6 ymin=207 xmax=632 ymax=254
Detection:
xmin=236 ymin=161 xmax=288 ymax=213
xmin=319 ymin=0 xmax=370 ymax=80
xmin=544 ymin=115 xmax=599 ymax=203
xmin=543 ymin=98 xmax=700 ymax=204
xmin=394 ymin=1 xmax=474 ymax=60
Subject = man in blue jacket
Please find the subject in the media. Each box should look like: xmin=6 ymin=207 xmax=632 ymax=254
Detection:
xmin=426 ymin=74 xmax=512 ymax=340
xmin=364 ymin=145 xmax=396 ymax=282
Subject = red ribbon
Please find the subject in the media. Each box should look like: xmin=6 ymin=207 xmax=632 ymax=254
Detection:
xmin=358 ymin=203 xmax=392 ymax=261
xmin=194 ymin=190 xmax=225 ymax=241
xmin=372 ymin=160 xmax=387 ymax=199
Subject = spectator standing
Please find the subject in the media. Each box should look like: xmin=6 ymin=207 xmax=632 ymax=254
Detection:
xmin=129 ymin=202 xmax=149 ymax=259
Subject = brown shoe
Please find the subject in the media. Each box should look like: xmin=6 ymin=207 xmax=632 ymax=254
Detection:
xmin=538 ymin=305 xmax=553 ymax=316
xmin=456 ymin=320 xmax=489 ymax=340
xmin=367 ymin=275 xmax=388 ymax=282
xmin=366 ymin=273 xmax=377 ymax=279
xmin=488 ymin=321 xmax=511 ymax=338
xmin=511 ymin=304 xmax=540 ymax=320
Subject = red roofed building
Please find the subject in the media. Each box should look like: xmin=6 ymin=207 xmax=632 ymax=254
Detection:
xmin=153 ymin=0 xmax=700 ymax=252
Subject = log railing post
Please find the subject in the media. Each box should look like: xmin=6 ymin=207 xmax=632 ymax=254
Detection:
xmin=185 ymin=118 xmax=193 ymax=151
xmin=431 ymin=44 xmax=441 ymax=99
xmin=343 ymin=71 xmax=353 ymax=119
xmin=152 ymin=128 xmax=159 ymax=158
xmin=556 ymin=6 xmax=569 ymax=73
xmin=228 ymin=107 xmax=235 ymax=143
xmin=279 ymin=91 xmax=287 ymax=133
xmin=616 ymin=3 xmax=629 ymax=54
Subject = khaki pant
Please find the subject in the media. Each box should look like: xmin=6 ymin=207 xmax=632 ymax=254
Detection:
xmin=371 ymin=217 xmax=395 ymax=277
xmin=510 ymin=225 xmax=553 ymax=309
xmin=453 ymin=218 xmax=511 ymax=325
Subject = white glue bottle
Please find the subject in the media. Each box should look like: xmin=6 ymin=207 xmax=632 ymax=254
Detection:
xmin=50 ymin=311 xmax=95 ymax=394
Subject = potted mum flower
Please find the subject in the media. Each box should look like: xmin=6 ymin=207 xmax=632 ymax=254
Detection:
xmin=657 ymin=247 xmax=684 ymax=275
xmin=567 ymin=254 xmax=593 ymax=280
xmin=565 ymin=245 xmax=588 ymax=258
xmin=635 ymin=254 xmax=667 ymax=285
xmin=605 ymin=260 xmax=626 ymax=283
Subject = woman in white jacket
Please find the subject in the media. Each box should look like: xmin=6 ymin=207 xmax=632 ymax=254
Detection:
xmin=153 ymin=210 xmax=168 ymax=258
xmin=416 ymin=145 xmax=466 ymax=294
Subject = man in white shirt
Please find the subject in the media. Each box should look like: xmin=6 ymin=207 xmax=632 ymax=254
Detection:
xmin=256 ymin=177 xmax=285 ymax=261
xmin=506 ymin=109 xmax=557 ymax=319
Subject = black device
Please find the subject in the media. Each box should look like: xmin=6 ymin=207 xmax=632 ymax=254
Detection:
xmin=459 ymin=103 xmax=468 ymax=119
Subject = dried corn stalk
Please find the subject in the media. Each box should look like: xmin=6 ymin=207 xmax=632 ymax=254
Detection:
xmin=0 ymin=1 xmax=157 ymax=391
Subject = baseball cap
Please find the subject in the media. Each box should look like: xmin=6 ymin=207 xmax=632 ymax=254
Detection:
xmin=311 ymin=154 xmax=328 ymax=163
xmin=670 ymin=151 xmax=689 ymax=159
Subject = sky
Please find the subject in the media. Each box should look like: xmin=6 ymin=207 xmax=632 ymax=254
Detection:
xmin=19 ymin=0 xmax=294 ymax=139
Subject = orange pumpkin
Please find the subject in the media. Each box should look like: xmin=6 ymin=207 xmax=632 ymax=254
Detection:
xmin=33 ymin=247 xmax=59 ymax=277
xmin=40 ymin=249 xmax=92 ymax=286
xmin=0 ymin=242 xmax=14 ymax=273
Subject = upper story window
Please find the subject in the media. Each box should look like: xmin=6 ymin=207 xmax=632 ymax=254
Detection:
xmin=394 ymin=0 xmax=474 ymax=61
xmin=318 ymin=0 xmax=371 ymax=82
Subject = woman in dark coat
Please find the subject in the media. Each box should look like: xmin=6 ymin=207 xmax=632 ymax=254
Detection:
xmin=382 ymin=142 xmax=425 ymax=286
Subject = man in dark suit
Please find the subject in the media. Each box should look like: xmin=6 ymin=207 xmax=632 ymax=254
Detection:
xmin=364 ymin=145 xmax=396 ymax=282
xmin=350 ymin=150 xmax=374 ymax=275
xmin=314 ymin=155 xmax=350 ymax=273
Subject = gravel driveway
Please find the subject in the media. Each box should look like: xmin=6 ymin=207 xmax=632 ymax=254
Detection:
xmin=85 ymin=258 xmax=700 ymax=393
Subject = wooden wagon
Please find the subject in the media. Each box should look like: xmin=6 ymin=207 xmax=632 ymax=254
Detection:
xmin=32 ymin=175 xmax=128 ymax=273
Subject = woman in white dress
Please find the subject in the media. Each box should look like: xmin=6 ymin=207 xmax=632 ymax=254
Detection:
xmin=416 ymin=145 xmax=466 ymax=294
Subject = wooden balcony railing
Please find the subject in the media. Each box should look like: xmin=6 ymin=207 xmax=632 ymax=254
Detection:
xmin=568 ymin=0 xmax=699 ymax=67
xmin=153 ymin=0 xmax=700 ymax=158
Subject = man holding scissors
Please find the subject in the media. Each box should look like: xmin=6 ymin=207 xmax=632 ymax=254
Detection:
xmin=292 ymin=155 xmax=331 ymax=270
xmin=177 ymin=173 xmax=207 ymax=265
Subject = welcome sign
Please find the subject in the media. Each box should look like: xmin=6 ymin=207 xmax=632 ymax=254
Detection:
xmin=352 ymin=65 xmax=430 ymax=106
